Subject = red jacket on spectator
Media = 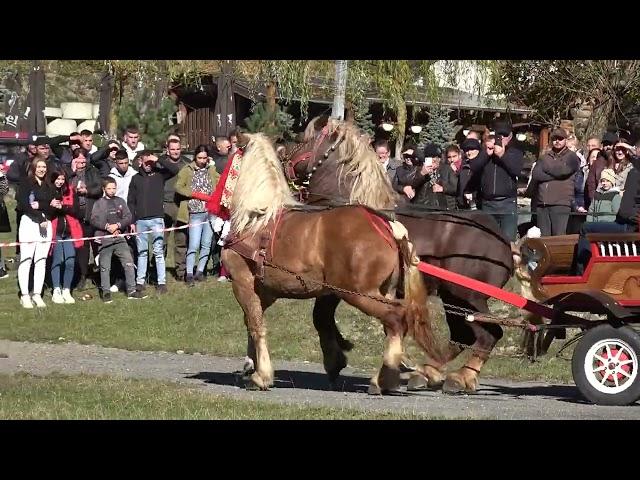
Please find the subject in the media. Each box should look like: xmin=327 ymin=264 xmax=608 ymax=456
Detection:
xmin=50 ymin=184 xmax=84 ymax=253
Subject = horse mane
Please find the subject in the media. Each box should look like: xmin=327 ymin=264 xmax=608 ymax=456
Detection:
xmin=323 ymin=118 xmax=397 ymax=210
xmin=231 ymin=133 xmax=300 ymax=234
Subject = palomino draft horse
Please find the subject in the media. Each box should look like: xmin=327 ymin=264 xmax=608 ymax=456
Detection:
xmin=221 ymin=132 xmax=443 ymax=393
xmin=283 ymin=116 xmax=514 ymax=394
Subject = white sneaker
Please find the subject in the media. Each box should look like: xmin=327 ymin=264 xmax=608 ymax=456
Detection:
xmin=31 ymin=294 xmax=46 ymax=308
xmin=51 ymin=288 xmax=65 ymax=304
xmin=20 ymin=295 xmax=33 ymax=309
xmin=62 ymin=289 xmax=75 ymax=304
xmin=109 ymin=284 xmax=119 ymax=293
xmin=218 ymin=276 xmax=228 ymax=283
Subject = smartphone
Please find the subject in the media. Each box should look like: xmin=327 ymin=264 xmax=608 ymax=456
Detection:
xmin=424 ymin=158 xmax=433 ymax=167
xmin=494 ymin=135 xmax=503 ymax=147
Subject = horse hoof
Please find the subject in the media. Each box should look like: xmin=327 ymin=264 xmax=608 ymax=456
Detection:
xmin=407 ymin=374 xmax=432 ymax=391
xmin=381 ymin=388 xmax=405 ymax=396
xmin=328 ymin=375 xmax=342 ymax=391
xmin=368 ymin=384 xmax=383 ymax=396
xmin=244 ymin=372 xmax=271 ymax=391
xmin=244 ymin=381 xmax=262 ymax=391
xmin=442 ymin=378 xmax=466 ymax=395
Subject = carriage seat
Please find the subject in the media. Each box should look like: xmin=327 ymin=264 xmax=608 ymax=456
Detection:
xmin=522 ymin=234 xmax=579 ymax=279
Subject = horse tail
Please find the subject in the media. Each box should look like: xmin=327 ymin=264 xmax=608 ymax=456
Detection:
xmin=399 ymin=238 xmax=444 ymax=365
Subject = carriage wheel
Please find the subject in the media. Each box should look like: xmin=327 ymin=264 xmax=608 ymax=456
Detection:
xmin=571 ymin=325 xmax=640 ymax=406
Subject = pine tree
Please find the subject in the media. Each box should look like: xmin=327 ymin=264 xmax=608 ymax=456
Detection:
xmin=419 ymin=105 xmax=457 ymax=151
xmin=353 ymin=100 xmax=375 ymax=137
xmin=244 ymin=102 xmax=295 ymax=141
xmin=116 ymin=89 xmax=177 ymax=150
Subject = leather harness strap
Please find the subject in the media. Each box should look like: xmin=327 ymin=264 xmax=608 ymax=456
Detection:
xmin=224 ymin=211 xmax=287 ymax=281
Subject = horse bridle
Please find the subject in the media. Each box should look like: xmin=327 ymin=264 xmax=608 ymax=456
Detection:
xmin=306 ymin=129 xmax=344 ymax=181
xmin=284 ymin=127 xmax=344 ymax=183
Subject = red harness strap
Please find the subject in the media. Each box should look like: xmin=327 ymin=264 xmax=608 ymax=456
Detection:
xmin=359 ymin=207 xmax=396 ymax=250
xmin=287 ymin=151 xmax=312 ymax=181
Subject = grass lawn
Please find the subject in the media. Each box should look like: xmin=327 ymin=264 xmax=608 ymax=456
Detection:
xmin=0 ymin=197 xmax=575 ymax=383
xmin=0 ymin=372 xmax=427 ymax=419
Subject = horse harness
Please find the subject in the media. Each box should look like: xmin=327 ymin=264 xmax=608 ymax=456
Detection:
xmin=284 ymin=127 xmax=344 ymax=184
xmin=224 ymin=205 xmax=397 ymax=284
xmin=224 ymin=211 xmax=285 ymax=282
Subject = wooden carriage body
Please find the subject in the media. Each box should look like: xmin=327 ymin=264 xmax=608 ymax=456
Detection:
xmin=523 ymin=234 xmax=640 ymax=313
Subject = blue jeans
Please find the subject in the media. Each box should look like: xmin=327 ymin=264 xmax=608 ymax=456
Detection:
xmin=135 ymin=217 xmax=166 ymax=285
xmin=575 ymin=221 xmax=632 ymax=275
xmin=51 ymin=235 xmax=76 ymax=289
xmin=480 ymin=197 xmax=518 ymax=242
xmin=186 ymin=212 xmax=214 ymax=276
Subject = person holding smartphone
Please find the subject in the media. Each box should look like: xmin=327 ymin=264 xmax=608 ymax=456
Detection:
xmin=391 ymin=143 xmax=424 ymax=202
xmin=467 ymin=121 xmax=524 ymax=242
xmin=405 ymin=143 xmax=449 ymax=210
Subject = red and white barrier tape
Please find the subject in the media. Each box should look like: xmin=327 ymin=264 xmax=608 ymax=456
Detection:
xmin=0 ymin=219 xmax=211 ymax=248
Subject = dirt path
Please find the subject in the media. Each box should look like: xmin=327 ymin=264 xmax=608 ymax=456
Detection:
xmin=0 ymin=339 xmax=638 ymax=419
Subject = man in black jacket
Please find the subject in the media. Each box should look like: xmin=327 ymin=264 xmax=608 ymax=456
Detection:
xmin=158 ymin=138 xmax=190 ymax=280
xmin=457 ymin=138 xmax=482 ymax=209
xmin=468 ymin=121 xmax=524 ymax=242
xmin=7 ymin=137 xmax=66 ymax=183
xmin=127 ymin=151 xmax=180 ymax=293
xmin=69 ymin=148 xmax=103 ymax=289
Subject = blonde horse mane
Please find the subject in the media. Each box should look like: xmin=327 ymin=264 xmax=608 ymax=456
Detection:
xmin=331 ymin=119 xmax=397 ymax=210
xmin=306 ymin=116 xmax=397 ymax=210
xmin=231 ymin=133 xmax=300 ymax=234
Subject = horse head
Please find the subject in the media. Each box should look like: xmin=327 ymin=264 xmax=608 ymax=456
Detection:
xmin=277 ymin=116 xmax=397 ymax=209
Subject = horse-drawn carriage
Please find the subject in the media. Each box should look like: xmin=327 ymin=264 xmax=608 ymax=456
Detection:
xmin=515 ymin=232 xmax=640 ymax=406
xmin=224 ymin=119 xmax=640 ymax=408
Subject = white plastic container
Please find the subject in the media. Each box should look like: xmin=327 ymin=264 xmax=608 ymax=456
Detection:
xmin=46 ymin=118 xmax=78 ymax=136
xmin=44 ymin=107 xmax=62 ymax=118
xmin=60 ymin=102 xmax=94 ymax=120
xmin=77 ymin=119 xmax=97 ymax=133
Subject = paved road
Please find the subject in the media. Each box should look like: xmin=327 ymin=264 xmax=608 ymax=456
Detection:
xmin=1 ymin=339 xmax=638 ymax=419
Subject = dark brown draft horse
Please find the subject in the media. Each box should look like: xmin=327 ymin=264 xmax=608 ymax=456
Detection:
xmin=221 ymin=133 xmax=442 ymax=393
xmin=283 ymin=116 xmax=514 ymax=394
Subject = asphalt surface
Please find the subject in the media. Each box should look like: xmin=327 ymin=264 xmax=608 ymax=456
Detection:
xmin=1 ymin=339 xmax=639 ymax=419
